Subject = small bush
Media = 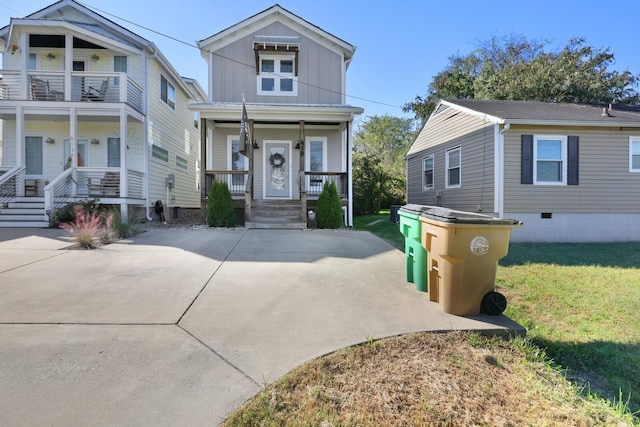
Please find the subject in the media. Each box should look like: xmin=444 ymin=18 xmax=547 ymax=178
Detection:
xmin=108 ymin=208 xmax=143 ymax=239
xmin=316 ymin=182 xmax=343 ymax=229
xmin=58 ymin=205 xmax=113 ymax=249
xmin=51 ymin=199 xmax=102 ymax=227
xmin=206 ymin=181 xmax=236 ymax=227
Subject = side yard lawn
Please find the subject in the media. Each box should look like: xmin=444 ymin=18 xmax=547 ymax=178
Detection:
xmin=355 ymin=212 xmax=640 ymax=420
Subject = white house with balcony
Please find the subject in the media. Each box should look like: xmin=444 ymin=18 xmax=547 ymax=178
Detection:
xmin=0 ymin=0 xmax=205 ymax=227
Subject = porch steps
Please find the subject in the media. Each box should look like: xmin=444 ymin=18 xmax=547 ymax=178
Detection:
xmin=0 ymin=197 xmax=49 ymax=228
xmin=246 ymin=199 xmax=307 ymax=229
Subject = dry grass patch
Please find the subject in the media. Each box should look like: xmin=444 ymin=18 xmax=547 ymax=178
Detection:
xmin=224 ymin=332 xmax=632 ymax=426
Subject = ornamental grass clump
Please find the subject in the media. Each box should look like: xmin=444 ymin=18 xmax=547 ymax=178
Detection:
xmin=316 ymin=182 xmax=343 ymax=229
xmin=58 ymin=205 xmax=114 ymax=249
xmin=206 ymin=180 xmax=236 ymax=227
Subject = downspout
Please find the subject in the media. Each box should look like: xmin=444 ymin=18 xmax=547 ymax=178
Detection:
xmin=494 ymin=122 xmax=510 ymax=217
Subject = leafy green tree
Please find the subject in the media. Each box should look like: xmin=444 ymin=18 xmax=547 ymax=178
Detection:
xmin=206 ymin=181 xmax=235 ymax=227
xmin=352 ymin=115 xmax=417 ymax=213
xmin=316 ymin=182 xmax=343 ymax=229
xmin=405 ymin=35 xmax=640 ymax=121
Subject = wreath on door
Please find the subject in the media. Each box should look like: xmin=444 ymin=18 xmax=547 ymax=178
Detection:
xmin=269 ymin=152 xmax=285 ymax=168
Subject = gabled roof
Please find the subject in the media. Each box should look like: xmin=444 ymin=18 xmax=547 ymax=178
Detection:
xmin=197 ymin=4 xmax=356 ymax=64
xmin=0 ymin=0 xmax=150 ymax=51
xmin=441 ymin=99 xmax=640 ymax=126
xmin=0 ymin=0 xmax=204 ymax=100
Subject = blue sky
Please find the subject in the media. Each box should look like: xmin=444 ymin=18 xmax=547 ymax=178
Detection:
xmin=3 ymin=0 xmax=640 ymax=121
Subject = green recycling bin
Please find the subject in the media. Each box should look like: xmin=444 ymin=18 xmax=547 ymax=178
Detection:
xmin=398 ymin=204 xmax=432 ymax=292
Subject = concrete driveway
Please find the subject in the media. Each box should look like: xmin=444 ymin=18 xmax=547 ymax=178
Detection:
xmin=0 ymin=227 xmax=523 ymax=426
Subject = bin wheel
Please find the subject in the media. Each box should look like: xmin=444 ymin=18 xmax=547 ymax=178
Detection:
xmin=481 ymin=291 xmax=507 ymax=315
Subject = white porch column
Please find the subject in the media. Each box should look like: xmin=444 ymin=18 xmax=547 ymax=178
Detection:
xmin=19 ymin=32 xmax=28 ymax=99
xmin=15 ymin=106 xmax=23 ymax=168
xmin=120 ymin=109 xmax=128 ymax=222
xmin=70 ymin=107 xmax=77 ymax=164
xmin=64 ymin=35 xmax=73 ymax=101
xmin=347 ymin=118 xmax=354 ymax=227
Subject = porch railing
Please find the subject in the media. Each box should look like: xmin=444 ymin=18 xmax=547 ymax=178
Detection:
xmin=205 ymin=170 xmax=250 ymax=198
xmin=0 ymin=166 xmax=24 ymax=205
xmin=43 ymin=168 xmax=76 ymax=219
xmin=0 ymin=70 xmax=143 ymax=113
xmin=301 ymin=172 xmax=348 ymax=198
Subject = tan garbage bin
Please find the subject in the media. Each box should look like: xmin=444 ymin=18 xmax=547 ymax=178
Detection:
xmin=419 ymin=207 xmax=522 ymax=316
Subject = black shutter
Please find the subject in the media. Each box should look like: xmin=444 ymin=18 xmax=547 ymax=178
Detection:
xmin=521 ymin=135 xmax=533 ymax=184
xmin=568 ymin=135 xmax=579 ymax=185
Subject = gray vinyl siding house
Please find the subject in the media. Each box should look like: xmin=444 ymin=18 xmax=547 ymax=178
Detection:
xmin=190 ymin=4 xmax=362 ymax=227
xmin=406 ymin=99 xmax=640 ymax=242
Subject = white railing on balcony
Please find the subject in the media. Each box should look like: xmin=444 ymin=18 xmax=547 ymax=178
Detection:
xmin=0 ymin=70 xmax=143 ymax=112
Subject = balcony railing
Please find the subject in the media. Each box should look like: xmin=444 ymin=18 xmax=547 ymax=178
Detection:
xmin=0 ymin=70 xmax=143 ymax=113
xmin=300 ymin=172 xmax=348 ymax=198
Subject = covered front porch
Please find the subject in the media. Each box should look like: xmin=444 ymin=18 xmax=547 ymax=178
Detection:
xmin=193 ymin=103 xmax=362 ymax=227
xmin=0 ymin=105 xmax=146 ymax=226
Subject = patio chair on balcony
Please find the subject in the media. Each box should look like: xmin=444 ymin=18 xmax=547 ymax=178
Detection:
xmin=81 ymin=79 xmax=108 ymax=102
xmin=30 ymin=77 xmax=49 ymax=100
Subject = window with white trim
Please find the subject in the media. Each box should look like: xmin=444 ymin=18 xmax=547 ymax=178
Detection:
xmin=160 ymin=75 xmax=175 ymax=109
xmin=107 ymin=137 xmax=120 ymax=167
xmin=257 ymin=54 xmax=297 ymax=96
xmin=306 ymin=137 xmax=327 ymax=189
xmin=534 ymin=135 xmax=567 ymax=184
xmin=445 ymin=147 xmax=461 ymax=188
xmin=151 ymin=144 xmax=169 ymax=162
xmin=176 ymin=156 xmax=188 ymax=171
xmin=422 ymin=155 xmax=434 ymax=191
xmin=630 ymin=137 xmax=640 ymax=172
xmin=28 ymin=53 xmax=37 ymax=70
xmin=228 ymin=135 xmax=247 ymax=188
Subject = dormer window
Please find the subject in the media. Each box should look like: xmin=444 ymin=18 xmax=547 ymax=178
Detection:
xmin=254 ymin=36 xmax=299 ymax=97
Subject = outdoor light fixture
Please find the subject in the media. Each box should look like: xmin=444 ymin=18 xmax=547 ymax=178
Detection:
xmin=92 ymin=54 xmax=100 ymax=62
xmin=45 ymin=137 xmax=55 ymax=144
xmin=252 ymin=141 xmax=260 ymax=149
xmin=46 ymin=52 xmax=55 ymax=61
xmin=91 ymin=138 xmax=100 ymax=144
xmin=10 ymin=44 xmax=19 ymax=54
xmin=295 ymin=140 xmax=304 ymax=150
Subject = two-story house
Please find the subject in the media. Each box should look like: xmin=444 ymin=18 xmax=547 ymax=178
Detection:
xmin=190 ymin=4 xmax=363 ymax=228
xmin=0 ymin=0 xmax=205 ymax=227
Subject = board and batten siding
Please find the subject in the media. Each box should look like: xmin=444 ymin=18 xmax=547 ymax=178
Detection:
xmin=406 ymin=109 xmax=495 ymax=212
xmin=503 ymin=125 xmax=640 ymax=213
xmin=210 ymin=21 xmax=343 ymax=105
xmin=147 ymin=60 xmax=201 ymax=209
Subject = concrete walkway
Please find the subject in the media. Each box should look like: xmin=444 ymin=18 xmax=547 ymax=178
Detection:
xmin=0 ymin=227 xmax=524 ymax=426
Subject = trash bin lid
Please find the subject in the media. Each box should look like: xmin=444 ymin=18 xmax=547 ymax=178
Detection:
xmin=421 ymin=207 xmax=521 ymax=225
xmin=399 ymin=204 xmax=436 ymax=215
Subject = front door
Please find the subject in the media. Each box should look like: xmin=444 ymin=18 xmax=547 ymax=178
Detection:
xmin=264 ymin=141 xmax=290 ymax=198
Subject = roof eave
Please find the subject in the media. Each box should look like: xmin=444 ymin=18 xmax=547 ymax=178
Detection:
xmin=504 ymin=119 xmax=640 ymax=127
xmin=189 ymin=103 xmax=363 ymax=121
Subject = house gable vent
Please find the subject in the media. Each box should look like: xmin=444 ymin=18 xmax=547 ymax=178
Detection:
xmin=432 ymin=103 xmax=451 ymax=117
